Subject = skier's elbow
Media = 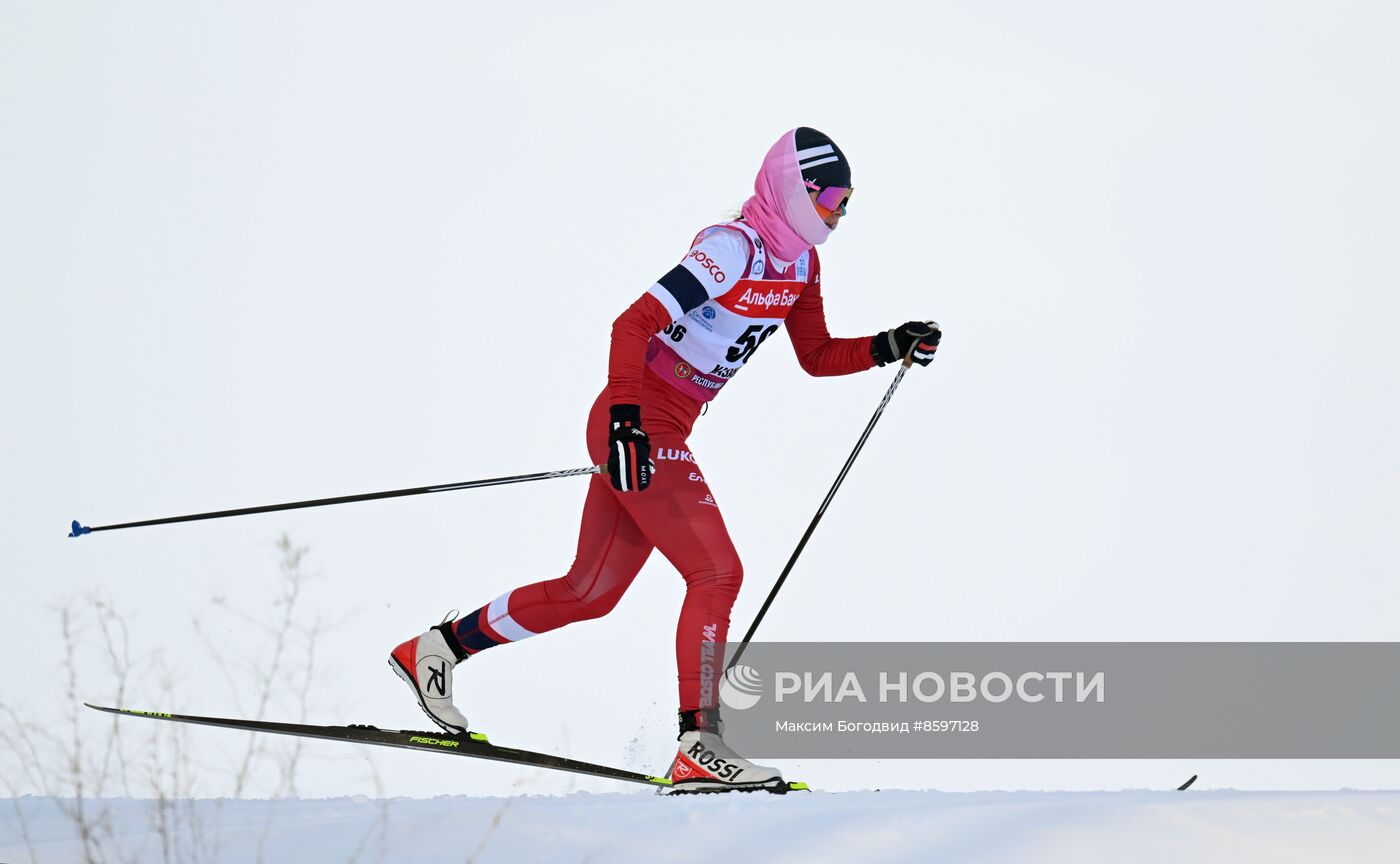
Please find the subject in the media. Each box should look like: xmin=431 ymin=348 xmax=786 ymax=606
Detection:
xmin=796 ymin=350 xmax=836 ymax=377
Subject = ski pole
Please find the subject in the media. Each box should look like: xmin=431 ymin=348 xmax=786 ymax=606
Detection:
xmin=727 ymin=353 xmax=920 ymax=671
xmin=69 ymin=465 xmax=605 ymax=538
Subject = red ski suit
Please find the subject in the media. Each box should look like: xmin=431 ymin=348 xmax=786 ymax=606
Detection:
xmin=451 ymin=222 xmax=874 ymax=710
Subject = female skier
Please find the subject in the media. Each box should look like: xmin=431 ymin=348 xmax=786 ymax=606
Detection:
xmin=389 ymin=128 xmax=941 ymax=792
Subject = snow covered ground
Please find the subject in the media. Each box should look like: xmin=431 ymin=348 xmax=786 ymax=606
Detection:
xmin=4 ymin=789 xmax=1398 ymax=863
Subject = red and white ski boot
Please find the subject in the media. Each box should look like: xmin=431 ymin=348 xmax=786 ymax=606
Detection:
xmin=389 ymin=614 xmax=470 ymax=735
xmin=666 ymin=709 xmax=784 ymax=793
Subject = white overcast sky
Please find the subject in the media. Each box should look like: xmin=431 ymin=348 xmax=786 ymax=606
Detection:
xmin=3 ymin=1 xmax=1398 ymax=797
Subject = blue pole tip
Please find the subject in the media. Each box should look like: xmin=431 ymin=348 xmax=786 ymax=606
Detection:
xmin=69 ymin=520 xmax=92 ymax=538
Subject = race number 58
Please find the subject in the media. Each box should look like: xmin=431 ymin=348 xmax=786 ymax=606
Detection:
xmin=725 ymin=324 xmax=778 ymax=364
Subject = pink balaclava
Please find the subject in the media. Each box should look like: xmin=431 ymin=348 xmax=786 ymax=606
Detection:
xmin=740 ymin=127 xmax=849 ymax=264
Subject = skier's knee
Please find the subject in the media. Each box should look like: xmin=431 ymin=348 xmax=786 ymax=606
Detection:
xmin=686 ymin=558 xmax=743 ymax=598
xmin=721 ymin=561 xmax=743 ymax=594
xmin=575 ymin=586 xmax=626 ymax=620
xmin=546 ymin=574 xmax=626 ymax=621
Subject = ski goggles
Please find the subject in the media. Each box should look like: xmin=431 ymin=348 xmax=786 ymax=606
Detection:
xmin=811 ymin=184 xmax=852 ymax=217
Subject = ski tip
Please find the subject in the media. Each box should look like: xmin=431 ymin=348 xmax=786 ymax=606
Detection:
xmin=1177 ymin=774 xmax=1198 ymax=791
xmin=69 ymin=520 xmax=92 ymax=538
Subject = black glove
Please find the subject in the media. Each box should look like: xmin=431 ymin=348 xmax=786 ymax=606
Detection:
xmin=872 ymin=321 xmax=941 ymax=367
xmin=606 ymin=404 xmax=653 ymax=492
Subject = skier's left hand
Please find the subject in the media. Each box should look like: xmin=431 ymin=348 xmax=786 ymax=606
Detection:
xmin=606 ymin=403 xmax=654 ymax=492
xmin=873 ymin=321 xmax=941 ymax=367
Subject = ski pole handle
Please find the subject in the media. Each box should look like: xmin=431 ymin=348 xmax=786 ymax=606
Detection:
xmin=902 ymin=320 xmax=940 ymax=368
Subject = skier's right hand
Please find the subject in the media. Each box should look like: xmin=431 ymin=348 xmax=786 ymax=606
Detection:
xmin=873 ymin=321 xmax=941 ymax=367
xmin=607 ymin=404 xmax=653 ymax=492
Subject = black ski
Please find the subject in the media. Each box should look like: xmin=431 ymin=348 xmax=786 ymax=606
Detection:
xmin=85 ymin=704 xmax=808 ymax=794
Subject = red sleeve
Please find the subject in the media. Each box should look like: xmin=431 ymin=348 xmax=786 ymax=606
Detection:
xmin=607 ymin=293 xmax=672 ymax=404
xmin=785 ymin=259 xmax=877 ymax=377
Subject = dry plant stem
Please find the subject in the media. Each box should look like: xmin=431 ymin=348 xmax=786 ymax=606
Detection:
xmin=60 ymin=607 xmax=104 ymax=863
xmin=93 ymin=600 xmax=135 ymax=798
xmin=232 ymin=534 xmax=310 ymax=799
